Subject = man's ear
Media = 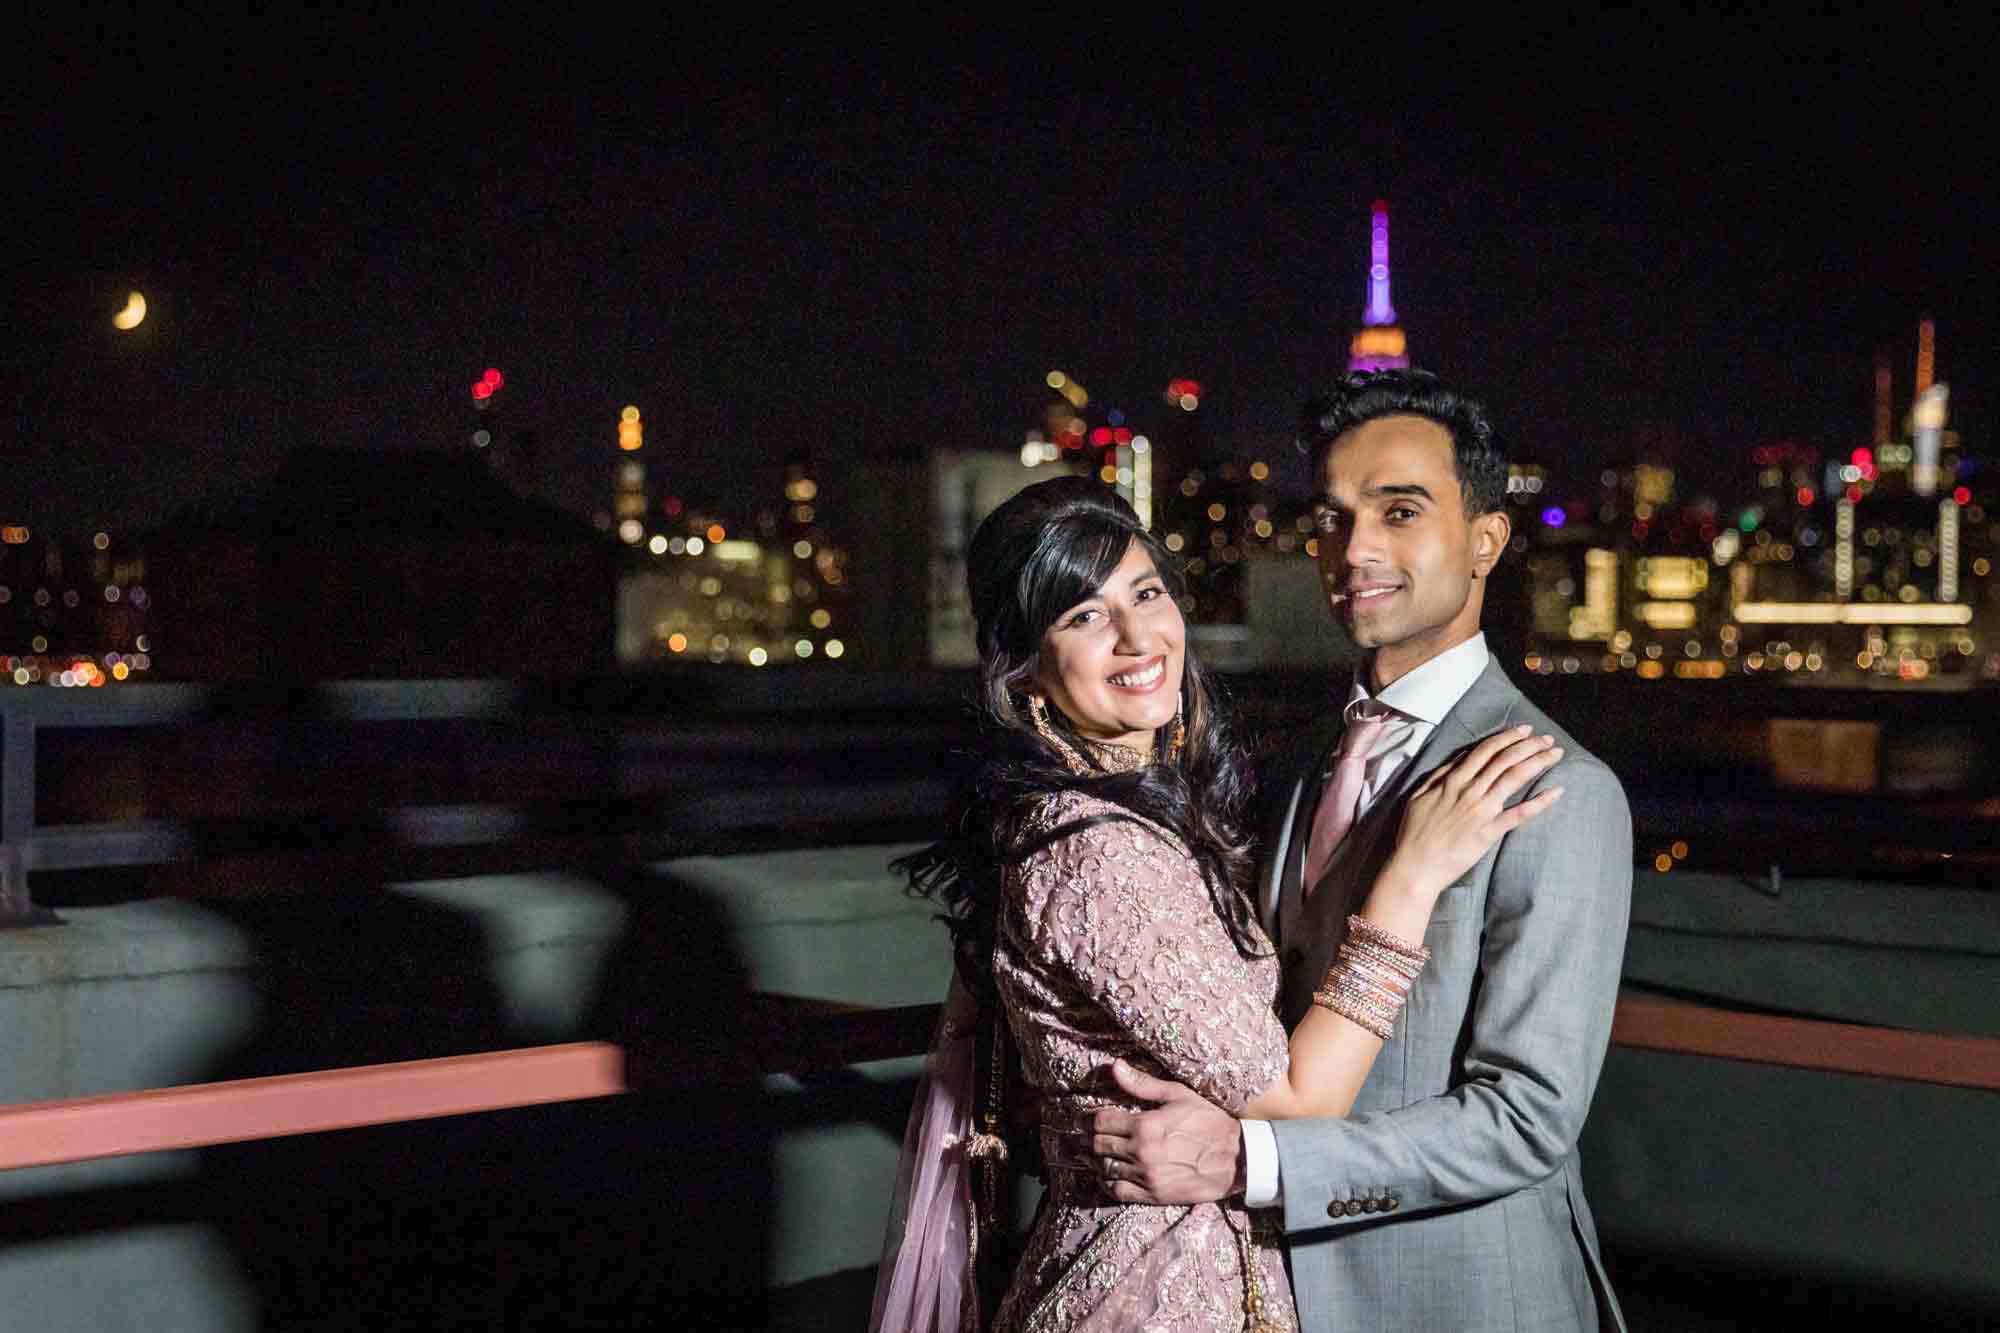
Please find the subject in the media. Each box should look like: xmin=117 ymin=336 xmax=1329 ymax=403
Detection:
xmin=1470 ymin=509 xmax=1511 ymax=576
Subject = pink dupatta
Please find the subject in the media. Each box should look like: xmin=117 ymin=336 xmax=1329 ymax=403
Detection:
xmin=868 ymin=969 xmax=1007 ymax=1333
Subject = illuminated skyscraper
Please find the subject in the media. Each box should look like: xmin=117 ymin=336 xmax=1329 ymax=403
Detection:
xmin=611 ymin=406 xmax=647 ymax=547
xmin=1750 ymin=324 xmax=1974 ymax=682
xmin=1912 ymin=383 xmax=1948 ymax=498
xmin=1347 ymin=201 xmax=1410 ymax=372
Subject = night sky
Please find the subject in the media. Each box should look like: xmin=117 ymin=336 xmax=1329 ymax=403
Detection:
xmin=10 ymin=21 xmax=1996 ymax=540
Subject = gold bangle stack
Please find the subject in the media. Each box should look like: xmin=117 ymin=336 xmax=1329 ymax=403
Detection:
xmin=1310 ymin=915 xmax=1431 ymax=1040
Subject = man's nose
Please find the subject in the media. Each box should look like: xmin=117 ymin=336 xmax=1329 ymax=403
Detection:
xmin=1342 ymin=516 xmax=1384 ymax=568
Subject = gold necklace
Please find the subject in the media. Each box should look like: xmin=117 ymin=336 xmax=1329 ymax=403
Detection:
xmin=1084 ymin=738 xmax=1152 ymax=774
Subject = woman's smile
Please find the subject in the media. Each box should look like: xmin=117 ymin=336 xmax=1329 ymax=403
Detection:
xmin=1106 ymin=656 xmax=1167 ymax=691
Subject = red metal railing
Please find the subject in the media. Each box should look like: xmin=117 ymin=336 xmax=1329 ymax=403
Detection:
xmin=1607 ymin=993 xmax=2000 ymax=1092
xmin=0 ymin=1043 xmax=626 ymax=1172
xmin=2 ymin=992 xmax=1993 ymax=1175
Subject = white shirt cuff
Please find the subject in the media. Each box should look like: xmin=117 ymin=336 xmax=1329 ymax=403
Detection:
xmin=1240 ymin=1117 xmax=1281 ymax=1207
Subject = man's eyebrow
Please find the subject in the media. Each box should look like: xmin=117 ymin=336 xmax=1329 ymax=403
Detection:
xmin=1312 ymin=483 xmax=1436 ymax=507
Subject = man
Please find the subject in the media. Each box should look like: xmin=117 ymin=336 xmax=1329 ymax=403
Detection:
xmin=1093 ymin=369 xmax=1632 ymax=1331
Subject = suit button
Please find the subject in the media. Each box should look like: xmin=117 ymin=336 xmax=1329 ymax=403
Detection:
xmin=1383 ymin=1195 xmax=1400 ymax=1212
xmin=1359 ymin=1198 xmax=1378 ymax=1213
xmin=1325 ymin=1201 xmax=1343 ymax=1219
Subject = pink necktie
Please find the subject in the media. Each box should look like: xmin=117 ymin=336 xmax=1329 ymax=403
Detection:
xmin=1303 ymin=711 xmax=1388 ymax=895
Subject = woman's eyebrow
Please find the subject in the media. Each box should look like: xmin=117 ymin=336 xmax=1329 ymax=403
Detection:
xmin=1111 ymin=564 xmax=1164 ymax=590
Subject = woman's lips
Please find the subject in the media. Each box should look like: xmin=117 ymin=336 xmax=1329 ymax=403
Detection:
xmin=1106 ymin=656 xmax=1167 ymax=691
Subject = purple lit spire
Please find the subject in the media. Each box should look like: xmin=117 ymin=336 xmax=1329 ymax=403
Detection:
xmin=1364 ymin=200 xmax=1397 ymax=327
xmin=1348 ymin=200 xmax=1409 ymax=372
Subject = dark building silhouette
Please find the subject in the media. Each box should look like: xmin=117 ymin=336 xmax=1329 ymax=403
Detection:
xmin=148 ymin=448 xmax=619 ymax=681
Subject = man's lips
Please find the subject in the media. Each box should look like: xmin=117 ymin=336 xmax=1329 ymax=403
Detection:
xmin=1329 ymin=584 xmax=1402 ymax=607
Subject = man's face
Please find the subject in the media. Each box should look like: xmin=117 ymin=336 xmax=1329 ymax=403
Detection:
xmin=1312 ymin=413 xmax=1510 ymax=688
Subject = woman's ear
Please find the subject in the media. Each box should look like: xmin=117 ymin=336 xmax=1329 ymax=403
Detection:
xmin=1020 ymin=655 xmax=1049 ymax=698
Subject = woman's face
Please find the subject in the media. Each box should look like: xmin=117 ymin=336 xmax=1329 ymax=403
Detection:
xmin=1033 ymin=538 xmax=1185 ymax=753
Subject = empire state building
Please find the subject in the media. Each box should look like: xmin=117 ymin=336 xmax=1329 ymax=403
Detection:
xmin=1348 ymin=201 xmax=1411 ymax=372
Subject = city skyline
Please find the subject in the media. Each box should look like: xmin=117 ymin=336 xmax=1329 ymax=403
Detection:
xmin=10 ymin=352 xmax=1987 ymax=684
xmin=9 ymin=25 xmax=1995 ymax=540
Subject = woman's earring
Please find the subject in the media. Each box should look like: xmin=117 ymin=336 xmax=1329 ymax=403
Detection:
xmin=1167 ymin=692 xmax=1187 ymax=764
xmin=1027 ymin=695 xmax=1089 ymax=776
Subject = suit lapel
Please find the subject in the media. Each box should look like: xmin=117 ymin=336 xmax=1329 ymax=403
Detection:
xmin=1270 ymin=656 xmax=1523 ymax=943
xmin=1385 ymin=656 xmax=1521 ymax=805
xmin=1264 ymin=712 xmax=1347 ymax=944
xmin=1322 ymin=657 xmax=1525 ymax=900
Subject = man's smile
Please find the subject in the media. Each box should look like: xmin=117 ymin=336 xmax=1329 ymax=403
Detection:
xmin=1333 ymin=580 xmax=1404 ymax=608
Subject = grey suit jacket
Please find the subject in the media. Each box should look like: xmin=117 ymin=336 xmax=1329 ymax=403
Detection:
xmin=1261 ymin=657 xmax=1632 ymax=1333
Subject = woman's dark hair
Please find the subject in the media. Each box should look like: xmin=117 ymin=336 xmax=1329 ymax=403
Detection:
xmin=895 ymin=475 xmax=1264 ymax=988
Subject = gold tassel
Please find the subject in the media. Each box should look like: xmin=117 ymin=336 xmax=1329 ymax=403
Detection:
xmin=963 ymin=1131 xmax=1010 ymax=1163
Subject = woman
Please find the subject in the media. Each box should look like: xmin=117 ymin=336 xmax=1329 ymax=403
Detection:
xmin=871 ymin=477 xmax=1561 ymax=1333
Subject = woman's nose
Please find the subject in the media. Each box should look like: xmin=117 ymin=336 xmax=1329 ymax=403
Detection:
xmin=1113 ymin=611 xmax=1157 ymax=654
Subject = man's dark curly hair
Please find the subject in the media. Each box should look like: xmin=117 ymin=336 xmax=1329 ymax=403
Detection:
xmin=1296 ymin=368 xmax=1509 ymax=516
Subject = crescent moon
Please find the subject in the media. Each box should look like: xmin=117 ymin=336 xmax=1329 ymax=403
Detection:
xmin=113 ymin=291 xmax=147 ymax=331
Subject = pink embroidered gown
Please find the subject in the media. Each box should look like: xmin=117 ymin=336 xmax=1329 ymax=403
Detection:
xmin=991 ymin=791 xmax=1298 ymax=1333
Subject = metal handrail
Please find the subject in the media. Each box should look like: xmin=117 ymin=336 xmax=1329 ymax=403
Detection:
xmin=1608 ymin=992 xmax=2000 ymax=1092
xmin=1 ymin=992 xmax=1992 ymax=1174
